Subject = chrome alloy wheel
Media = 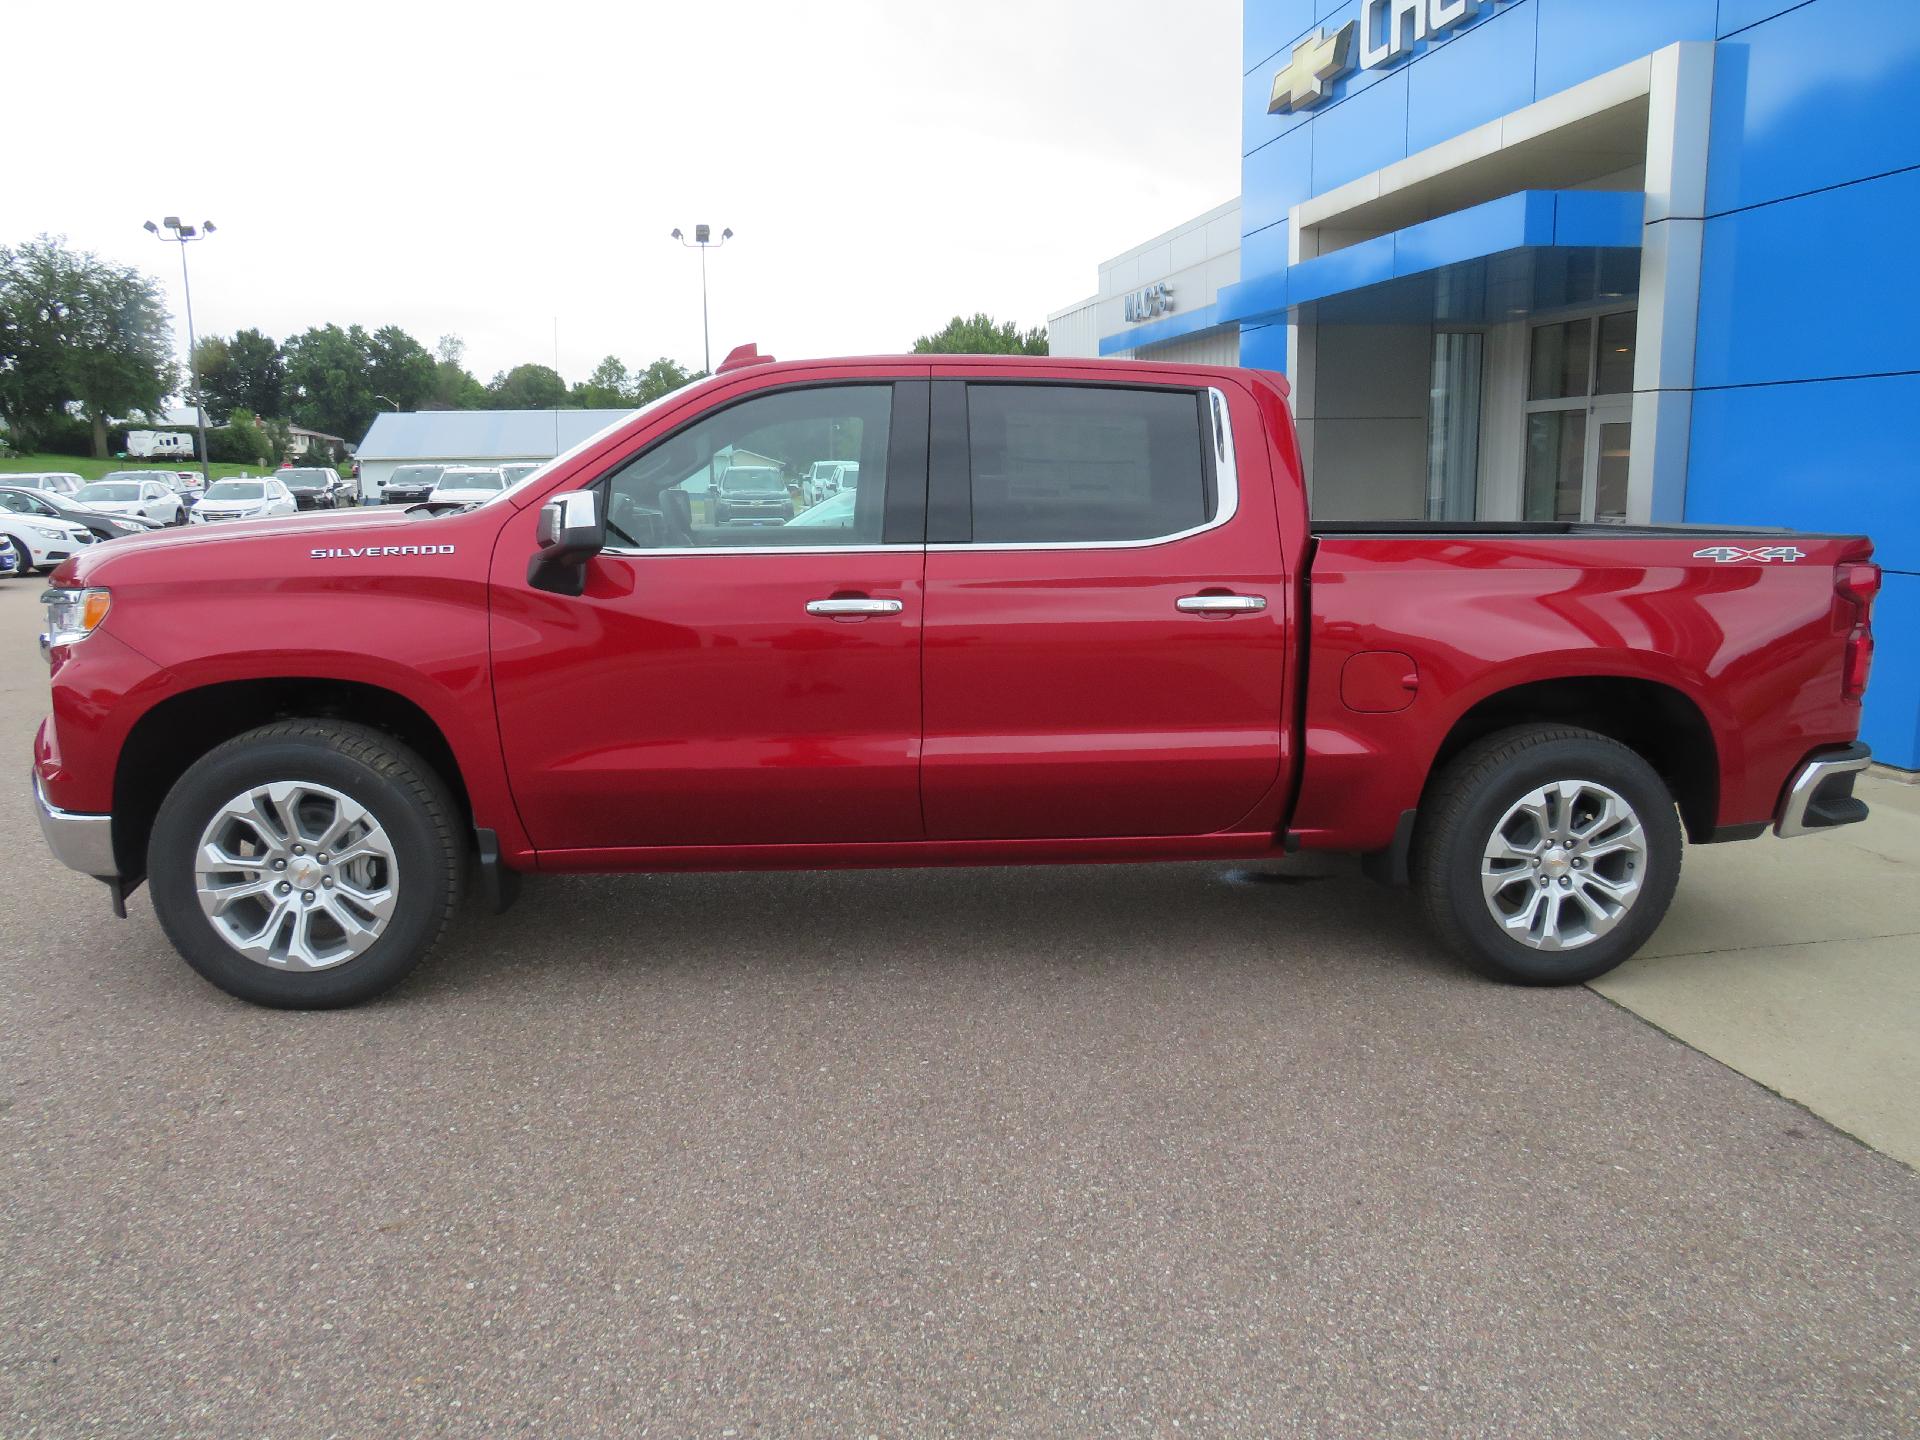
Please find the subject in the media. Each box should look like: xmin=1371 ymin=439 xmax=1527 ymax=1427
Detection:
xmin=193 ymin=781 xmax=400 ymax=970
xmin=1480 ymin=779 xmax=1647 ymax=952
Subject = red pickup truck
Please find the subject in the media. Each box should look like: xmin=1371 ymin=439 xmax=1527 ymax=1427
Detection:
xmin=33 ymin=350 xmax=1880 ymax=1008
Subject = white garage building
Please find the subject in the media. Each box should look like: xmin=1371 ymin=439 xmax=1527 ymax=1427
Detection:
xmin=353 ymin=409 xmax=631 ymax=498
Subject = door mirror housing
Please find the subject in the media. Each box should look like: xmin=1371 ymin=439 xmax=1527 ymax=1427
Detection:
xmin=528 ymin=489 xmax=606 ymax=595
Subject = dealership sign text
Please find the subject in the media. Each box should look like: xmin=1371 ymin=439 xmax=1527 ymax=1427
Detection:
xmin=1270 ymin=0 xmax=1504 ymax=115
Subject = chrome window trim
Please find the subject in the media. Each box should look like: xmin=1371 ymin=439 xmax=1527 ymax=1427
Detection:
xmin=596 ymin=385 xmax=1237 ymax=559
xmin=601 ymin=542 xmax=922 ymax=557
xmin=928 ymin=385 xmax=1237 ymax=553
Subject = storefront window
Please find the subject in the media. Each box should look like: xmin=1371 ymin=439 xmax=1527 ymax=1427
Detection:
xmin=1426 ymin=331 xmax=1483 ymax=520
xmin=1528 ymin=317 xmax=1592 ymax=401
xmin=1595 ymin=311 xmax=1637 ymax=396
xmin=1524 ymin=411 xmax=1587 ymax=522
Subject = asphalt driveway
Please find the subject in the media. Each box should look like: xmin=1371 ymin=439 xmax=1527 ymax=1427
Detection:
xmin=1 ymin=576 xmax=1915 ymax=1437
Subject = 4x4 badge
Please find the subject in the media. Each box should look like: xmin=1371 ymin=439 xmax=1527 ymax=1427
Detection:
xmin=1693 ymin=545 xmax=1806 ymax=564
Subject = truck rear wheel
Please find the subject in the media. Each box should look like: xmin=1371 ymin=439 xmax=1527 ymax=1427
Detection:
xmin=147 ymin=721 xmax=461 ymax=1008
xmin=1413 ymin=725 xmax=1682 ymax=985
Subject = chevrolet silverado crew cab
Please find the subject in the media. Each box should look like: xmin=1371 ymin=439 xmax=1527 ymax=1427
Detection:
xmin=32 ymin=347 xmax=1880 ymax=1008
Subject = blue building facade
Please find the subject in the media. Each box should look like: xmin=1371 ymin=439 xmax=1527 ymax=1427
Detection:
xmin=1114 ymin=0 xmax=1917 ymax=767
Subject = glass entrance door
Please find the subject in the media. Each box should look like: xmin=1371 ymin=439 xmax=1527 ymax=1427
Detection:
xmin=1522 ymin=310 xmax=1635 ymax=523
xmin=1588 ymin=400 xmax=1632 ymax=524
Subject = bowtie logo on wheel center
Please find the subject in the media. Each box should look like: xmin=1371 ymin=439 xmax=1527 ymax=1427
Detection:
xmin=287 ymin=855 xmax=326 ymax=890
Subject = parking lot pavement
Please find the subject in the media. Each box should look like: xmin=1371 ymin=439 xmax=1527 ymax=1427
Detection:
xmin=2 ymin=578 xmax=1917 ymax=1437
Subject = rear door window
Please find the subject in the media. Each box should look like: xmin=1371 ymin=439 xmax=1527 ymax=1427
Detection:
xmin=960 ymin=385 xmax=1213 ymax=544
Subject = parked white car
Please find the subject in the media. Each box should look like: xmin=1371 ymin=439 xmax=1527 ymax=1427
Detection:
xmin=188 ymin=477 xmax=300 ymax=524
xmin=0 ymin=507 xmax=94 ymax=573
xmin=786 ymin=489 xmax=858 ymax=530
xmin=426 ymin=466 xmax=509 ymax=506
xmin=6 ymin=472 xmax=85 ymax=498
xmin=72 ymin=475 xmax=186 ymax=526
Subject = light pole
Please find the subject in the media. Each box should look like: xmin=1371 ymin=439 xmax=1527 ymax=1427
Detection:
xmin=374 ymin=394 xmax=402 ymax=412
xmin=670 ymin=225 xmax=732 ymax=374
xmin=143 ymin=217 xmax=216 ymax=474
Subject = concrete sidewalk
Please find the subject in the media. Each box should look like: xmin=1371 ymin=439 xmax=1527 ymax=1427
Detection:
xmin=1595 ymin=774 xmax=1920 ymax=1167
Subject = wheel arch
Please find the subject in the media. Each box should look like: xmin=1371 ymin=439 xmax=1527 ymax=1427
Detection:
xmin=111 ymin=677 xmax=473 ymax=880
xmin=1426 ymin=675 xmax=1721 ymax=843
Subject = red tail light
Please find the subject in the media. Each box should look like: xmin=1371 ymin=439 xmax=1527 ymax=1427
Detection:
xmin=1836 ymin=562 xmax=1881 ymax=701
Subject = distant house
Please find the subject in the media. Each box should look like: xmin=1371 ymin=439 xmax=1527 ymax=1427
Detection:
xmin=288 ymin=426 xmax=349 ymax=463
xmin=353 ymin=409 xmax=631 ymax=496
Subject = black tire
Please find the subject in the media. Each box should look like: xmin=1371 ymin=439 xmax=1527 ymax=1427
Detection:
xmin=714 ymin=503 xmax=732 ymax=524
xmin=1413 ymin=724 xmax=1682 ymax=985
xmin=147 ymin=720 xmax=462 ymax=1008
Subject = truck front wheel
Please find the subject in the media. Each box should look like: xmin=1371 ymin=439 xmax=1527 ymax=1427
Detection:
xmin=147 ymin=721 xmax=462 ymax=1008
xmin=1413 ymin=725 xmax=1682 ymax=985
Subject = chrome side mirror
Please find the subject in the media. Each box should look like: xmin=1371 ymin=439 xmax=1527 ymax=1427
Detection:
xmin=528 ymin=489 xmax=605 ymax=595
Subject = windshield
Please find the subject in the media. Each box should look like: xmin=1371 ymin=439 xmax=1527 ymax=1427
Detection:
xmin=440 ymin=471 xmax=506 ymax=491
xmin=77 ymin=483 xmax=141 ymax=502
xmin=101 ymin=472 xmax=150 ymax=483
xmin=476 ymin=377 xmax=709 ymax=512
xmin=281 ymin=470 xmax=331 ymax=489
xmin=205 ymin=482 xmax=266 ymax=500
xmin=720 ymin=467 xmax=784 ymax=492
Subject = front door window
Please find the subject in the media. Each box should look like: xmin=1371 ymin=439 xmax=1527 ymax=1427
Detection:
xmin=1523 ymin=310 xmax=1635 ymax=523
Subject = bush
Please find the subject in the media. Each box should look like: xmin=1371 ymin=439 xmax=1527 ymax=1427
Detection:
xmin=36 ymin=414 xmax=96 ymax=458
xmin=208 ymin=412 xmax=275 ymax=466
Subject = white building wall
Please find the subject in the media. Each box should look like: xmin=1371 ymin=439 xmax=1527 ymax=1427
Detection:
xmin=1049 ymin=199 xmax=1243 ymax=363
xmin=1136 ymin=329 xmax=1241 ymax=367
xmin=1046 ymin=297 xmax=1101 ymax=358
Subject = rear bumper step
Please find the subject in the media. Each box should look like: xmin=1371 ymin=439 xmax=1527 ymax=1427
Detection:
xmin=1775 ymin=742 xmax=1873 ymax=838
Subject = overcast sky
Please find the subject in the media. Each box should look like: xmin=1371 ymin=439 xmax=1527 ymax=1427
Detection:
xmin=12 ymin=0 xmax=1242 ymax=388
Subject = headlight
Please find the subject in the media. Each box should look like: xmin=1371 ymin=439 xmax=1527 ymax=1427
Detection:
xmin=41 ymin=587 xmax=112 ymax=651
xmin=29 ymin=524 xmax=64 ymax=540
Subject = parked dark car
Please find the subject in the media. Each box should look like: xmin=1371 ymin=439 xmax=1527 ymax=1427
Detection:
xmin=380 ymin=464 xmax=449 ymax=505
xmin=0 ymin=485 xmax=160 ymax=542
xmin=712 ymin=463 xmax=794 ymax=525
xmin=278 ymin=467 xmax=342 ymax=511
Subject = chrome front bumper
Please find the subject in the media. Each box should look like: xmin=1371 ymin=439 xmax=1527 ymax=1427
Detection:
xmin=1775 ymin=742 xmax=1873 ymax=838
xmin=32 ymin=771 xmax=117 ymax=877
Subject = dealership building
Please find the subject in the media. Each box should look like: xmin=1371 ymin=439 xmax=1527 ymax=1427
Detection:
xmin=1050 ymin=0 xmax=1919 ymax=770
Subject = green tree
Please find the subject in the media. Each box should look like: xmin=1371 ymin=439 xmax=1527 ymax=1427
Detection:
xmin=191 ymin=335 xmax=234 ymax=421
xmin=260 ymin=415 xmax=292 ymax=464
xmin=0 ymin=235 xmax=176 ymax=455
xmin=366 ymin=325 xmax=436 ymax=412
xmin=912 ymin=313 xmax=1049 ymax=356
xmin=428 ymin=333 xmax=486 ymax=409
xmin=486 ymin=363 xmax=568 ymax=409
xmin=210 ymin=327 xmax=286 ymax=420
xmin=284 ymin=323 xmax=376 ymax=439
xmin=633 ymin=356 xmax=699 ymax=403
xmin=573 ymin=354 xmax=632 ymax=408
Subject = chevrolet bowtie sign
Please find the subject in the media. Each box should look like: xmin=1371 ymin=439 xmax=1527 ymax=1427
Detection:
xmin=1268 ymin=23 xmax=1354 ymax=113
xmin=1269 ymin=0 xmax=1499 ymax=115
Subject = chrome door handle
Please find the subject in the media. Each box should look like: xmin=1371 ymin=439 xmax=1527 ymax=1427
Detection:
xmin=806 ymin=597 xmax=904 ymax=616
xmin=1176 ymin=594 xmax=1267 ymax=614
